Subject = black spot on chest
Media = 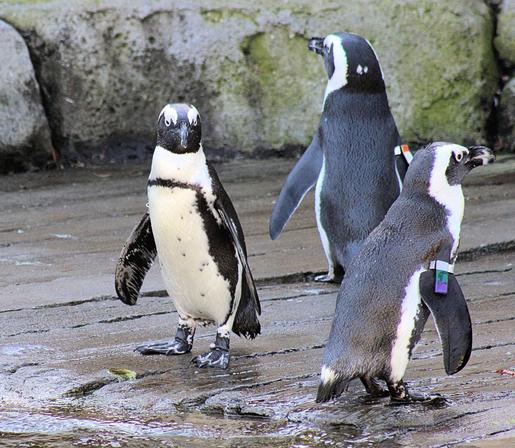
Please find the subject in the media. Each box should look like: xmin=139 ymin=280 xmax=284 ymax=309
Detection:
xmin=148 ymin=178 xmax=239 ymax=302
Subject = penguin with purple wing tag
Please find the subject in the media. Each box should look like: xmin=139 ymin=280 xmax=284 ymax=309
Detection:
xmin=317 ymin=142 xmax=494 ymax=404
xmin=115 ymin=104 xmax=261 ymax=369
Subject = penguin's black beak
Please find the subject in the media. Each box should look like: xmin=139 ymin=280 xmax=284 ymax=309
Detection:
xmin=179 ymin=122 xmax=189 ymax=149
xmin=466 ymin=146 xmax=495 ymax=169
xmin=308 ymin=37 xmax=324 ymax=55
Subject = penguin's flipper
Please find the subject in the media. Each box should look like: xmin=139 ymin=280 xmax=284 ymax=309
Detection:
xmin=207 ymin=163 xmax=261 ymax=337
xmin=214 ymin=196 xmax=261 ymax=337
xmin=269 ymin=134 xmax=322 ymax=240
xmin=419 ymin=271 xmax=472 ymax=375
xmin=115 ymin=212 xmax=157 ymax=305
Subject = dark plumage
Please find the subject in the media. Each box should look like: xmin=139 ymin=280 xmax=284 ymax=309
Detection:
xmin=270 ymin=32 xmax=404 ymax=283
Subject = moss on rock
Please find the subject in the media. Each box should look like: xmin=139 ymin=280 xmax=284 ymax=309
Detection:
xmin=0 ymin=0 xmax=501 ymax=163
xmin=498 ymin=77 xmax=515 ymax=151
xmin=495 ymin=0 xmax=515 ymax=65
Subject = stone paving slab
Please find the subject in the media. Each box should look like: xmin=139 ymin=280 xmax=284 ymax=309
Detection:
xmin=0 ymin=155 xmax=514 ymax=447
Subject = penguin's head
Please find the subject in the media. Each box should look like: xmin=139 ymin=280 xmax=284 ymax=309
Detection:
xmin=405 ymin=142 xmax=494 ymax=196
xmin=156 ymin=103 xmax=202 ymax=154
xmin=308 ymin=32 xmax=385 ymax=95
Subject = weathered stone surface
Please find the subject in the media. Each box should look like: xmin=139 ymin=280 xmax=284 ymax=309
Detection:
xmin=498 ymin=78 xmax=515 ymax=151
xmin=0 ymin=157 xmax=514 ymax=446
xmin=0 ymin=0 xmax=498 ymax=164
xmin=0 ymin=19 xmax=54 ymax=172
xmin=495 ymin=0 xmax=515 ymax=65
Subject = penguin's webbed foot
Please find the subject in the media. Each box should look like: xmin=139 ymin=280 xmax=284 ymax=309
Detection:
xmin=389 ymin=392 xmax=447 ymax=406
xmin=314 ymin=265 xmax=344 ymax=284
xmin=136 ymin=320 xmax=195 ymax=356
xmin=192 ymin=349 xmax=230 ymax=369
xmin=360 ymin=377 xmax=390 ymax=398
xmin=135 ymin=338 xmax=192 ymax=356
xmin=192 ymin=332 xmax=230 ymax=369
xmin=387 ymin=380 xmax=447 ymax=406
xmin=314 ymin=273 xmax=335 ymax=283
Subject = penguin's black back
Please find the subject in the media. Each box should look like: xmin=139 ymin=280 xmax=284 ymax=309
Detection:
xmin=322 ymin=151 xmax=452 ymax=379
xmin=319 ymin=90 xmax=401 ymax=267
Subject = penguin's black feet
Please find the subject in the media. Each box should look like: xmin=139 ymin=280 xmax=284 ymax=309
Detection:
xmin=192 ymin=333 xmax=230 ymax=369
xmin=360 ymin=377 xmax=390 ymax=398
xmin=314 ymin=265 xmax=344 ymax=284
xmin=136 ymin=339 xmax=192 ymax=355
xmin=136 ymin=321 xmax=194 ymax=356
xmin=387 ymin=380 xmax=446 ymax=406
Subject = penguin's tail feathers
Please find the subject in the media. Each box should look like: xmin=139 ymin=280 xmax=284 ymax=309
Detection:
xmin=316 ymin=365 xmax=350 ymax=403
xmin=232 ymin=277 xmax=261 ymax=339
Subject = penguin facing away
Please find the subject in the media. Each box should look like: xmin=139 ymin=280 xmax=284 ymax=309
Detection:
xmin=115 ymin=103 xmax=261 ymax=369
xmin=316 ymin=142 xmax=494 ymax=403
xmin=269 ymin=32 xmax=405 ymax=283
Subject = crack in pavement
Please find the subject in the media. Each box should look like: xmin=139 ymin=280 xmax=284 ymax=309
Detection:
xmin=456 ymin=266 xmax=513 ymax=277
xmin=433 ymin=426 xmax=515 ymax=447
xmin=1 ymin=246 xmax=511 ymax=315
xmin=459 ymin=241 xmax=515 ymax=262
xmin=5 ymin=310 xmax=174 ymax=337
xmin=233 ymin=344 xmax=326 ymax=361
xmin=412 ymin=339 xmax=515 ymax=360
xmin=475 ymin=316 xmax=515 ymax=325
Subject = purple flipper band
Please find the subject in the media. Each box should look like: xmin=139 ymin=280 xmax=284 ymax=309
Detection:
xmin=435 ymin=269 xmax=449 ymax=295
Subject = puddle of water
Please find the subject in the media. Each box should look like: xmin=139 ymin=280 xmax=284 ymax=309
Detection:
xmin=0 ymin=408 xmax=389 ymax=448
xmin=0 ymin=410 xmax=209 ymax=447
xmin=0 ymin=257 xmax=51 ymax=267
xmin=50 ymin=233 xmax=78 ymax=240
xmin=0 ymin=345 xmax=50 ymax=356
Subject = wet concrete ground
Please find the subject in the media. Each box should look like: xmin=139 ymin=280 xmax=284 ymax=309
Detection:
xmin=0 ymin=155 xmax=514 ymax=447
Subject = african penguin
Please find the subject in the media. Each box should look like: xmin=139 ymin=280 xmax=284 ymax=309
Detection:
xmin=316 ymin=142 xmax=494 ymax=403
xmin=270 ymin=32 xmax=406 ymax=283
xmin=115 ymin=103 xmax=261 ymax=369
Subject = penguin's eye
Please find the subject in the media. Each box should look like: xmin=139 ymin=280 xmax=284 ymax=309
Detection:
xmin=454 ymin=152 xmax=463 ymax=163
xmin=165 ymin=118 xmax=171 ymax=127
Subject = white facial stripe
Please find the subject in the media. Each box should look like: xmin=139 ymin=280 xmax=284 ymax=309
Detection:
xmin=428 ymin=144 xmax=466 ymax=259
xmin=159 ymin=104 xmax=178 ymax=126
xmin=187 ymin=105 xmax=199 ymax=125
xmin=323 ymin=35 xmax=348 ymax=106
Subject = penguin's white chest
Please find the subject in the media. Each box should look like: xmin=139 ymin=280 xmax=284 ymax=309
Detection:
xmin=390 ymin=267 xmax=425 ymax=382
xmin=148 ymin=186 xmax=233 ymax=324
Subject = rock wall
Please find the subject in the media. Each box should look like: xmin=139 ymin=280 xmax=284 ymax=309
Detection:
xmin=0 ymin=19 xmax=54 ymax=173
xmin=495 ymin=0 xmax=515 ymax=152
xmin=0 ymin=0 xmax=512 ymax=170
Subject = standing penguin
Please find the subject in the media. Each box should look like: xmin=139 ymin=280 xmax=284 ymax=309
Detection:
xmin=270 ymin=32 xmax=407 ymax=282
xmin=317 ymin=142 xmax=494 ymax=403
xmin=115 ymin=103 xmax=261 ymax=369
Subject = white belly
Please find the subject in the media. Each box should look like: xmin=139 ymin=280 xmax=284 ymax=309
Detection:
xmin=390 ymin=267 xmax=424 ymax=382
xmin=148 ymin=186 xmax=234 ymax=324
